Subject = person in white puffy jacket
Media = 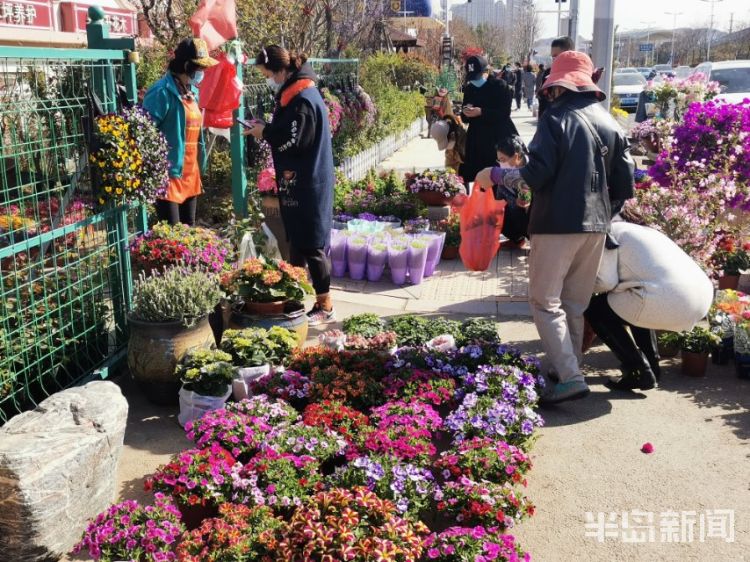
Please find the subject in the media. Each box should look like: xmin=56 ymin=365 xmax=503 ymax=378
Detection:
xmin=585 ymin=212 xmax=714 ymax=391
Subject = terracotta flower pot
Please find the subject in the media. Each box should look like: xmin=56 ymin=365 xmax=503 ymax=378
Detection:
xmin=417 ymin=191 xmax=453 ymax=207
xmin=127 ymin=315 xmax=214 ymax=405
xmin=243 ymin=299 xmax=288 ymax=315
xmin=441 ymin=245 xmax=459 ymax=260
xmin=680 ymin=350 xmax=709 ymax=377
xmin=718 ymin=275 xmax=740 ymax=290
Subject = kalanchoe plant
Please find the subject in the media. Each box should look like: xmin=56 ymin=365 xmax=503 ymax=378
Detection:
xmin=406 ymin=168 xmax=465 ymax=198
xmin=145 ymin=443 xmax=238 ymax=507
xmin=342 ymin=312 xmax=386 ymax=338
xmin=175 ymin=503 xmax=283 ymax=562
xmin=423 ymin=526 xmax=531 ymax=562
xmin=260 ymin=488 xmax=429 ymax=561
xmin=72 ymin=493 xmax=185 ymax=562
xmin=219 ymin=257 xmax=312 ymax=303
xmin=327 ymin=454 xmax=437 ymax=518
xmin=436 ymin=476 xmax=535 ymax=530
xmin=344 ymin=331 xmax=398 ymax=352
xmin=130 ymin=268 xmax=221 ymax=328
xmin=435 ymin=437 xmax=533 ymax=487
xmin=264 ymin=326 xmax=299 ymax=365
xmin=176 ymin=349 xmax=235 ymax=397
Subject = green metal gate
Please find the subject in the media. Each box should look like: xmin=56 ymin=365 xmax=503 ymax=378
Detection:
xmin=0 ymin=19 xmax=141 ymax=423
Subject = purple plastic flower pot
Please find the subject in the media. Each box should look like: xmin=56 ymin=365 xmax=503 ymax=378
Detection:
xmin=391 ymin=266 xmax=407 ymax=285
xmin=349 ymin=262 xmax=366 ymax=280
xmin=408 ymin=244 xmax=428 ymax=285
xmin=332 ymin=259 xmax=347 ymax=277
xmin=367 ymin=263 xmax=386 ymax=282
xmin=423 ymin=233 xmax=445 ymax=277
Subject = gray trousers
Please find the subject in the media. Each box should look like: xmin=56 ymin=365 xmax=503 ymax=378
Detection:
xmin=528 ymin=233 xmax=606 ymax=383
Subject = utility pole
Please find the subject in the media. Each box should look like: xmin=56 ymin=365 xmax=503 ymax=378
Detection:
xmin=568 ymin=0 xmax=580 ymax=48
xmin=592 ymin=0 xmax=616 ymax=110
xmin=699 ymin=0 xmax=725 ymax=62
xmin=665 ymin=11 xmax=683 ymax=66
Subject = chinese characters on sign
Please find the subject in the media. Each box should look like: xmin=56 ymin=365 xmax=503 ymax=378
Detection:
xmin=0 ymin=2 xmax=37 ymax=25
xmin=585 ymin=510 xmax=735 ymax=544
xmin=102 ymin=14 xmax=126 ymax=33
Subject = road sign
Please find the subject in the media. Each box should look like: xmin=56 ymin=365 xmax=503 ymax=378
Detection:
xmin=639 ymin=43 xmax=654 ymax=52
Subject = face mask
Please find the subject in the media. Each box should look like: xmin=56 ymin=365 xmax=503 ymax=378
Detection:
xmin=469 ymin=78 xmax=487 ymax=88
xmin=190 ymin=70 xmax=204 ymax=85
xmin=267 ymin=77 xmax=282 ymax=93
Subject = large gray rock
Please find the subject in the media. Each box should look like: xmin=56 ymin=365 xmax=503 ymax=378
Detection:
xmin=0 ymin=381 xmax=128 ymax=561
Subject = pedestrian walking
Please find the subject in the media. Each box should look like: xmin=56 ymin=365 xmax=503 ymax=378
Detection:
xmin=522 ymin=65 xmax=537 ymax=110
xmin=513 ymin=62 xmax=523 ymax=111
xmin=585 ymin=211 xmax=713 ymax=391
xmin=475 ymin=50 xmax=636 ymax=404
xmin=459 ymin=55 xmax=518 ymax=184
xmin=143 ymin=38 xmax=218 ymax=226
xmin=247 ymin=45 xmax=336 ymax=325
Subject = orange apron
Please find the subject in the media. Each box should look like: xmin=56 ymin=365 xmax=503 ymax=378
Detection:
xmin=165 ymin=97 xmax=203 ymax=204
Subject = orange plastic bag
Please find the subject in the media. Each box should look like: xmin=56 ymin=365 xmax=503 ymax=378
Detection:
xmin=459 ymin=186 xmax=506 ymax=271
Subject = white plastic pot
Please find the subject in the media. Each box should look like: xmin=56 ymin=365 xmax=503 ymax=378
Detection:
xmin=177 ymin=386 xmax=232 ymax=427
xmin=232 ymin=364 xmax=271 ymax=400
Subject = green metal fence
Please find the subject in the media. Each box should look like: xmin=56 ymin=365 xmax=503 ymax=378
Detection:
xmin=0 ymin=43 xmax=139 ymax=423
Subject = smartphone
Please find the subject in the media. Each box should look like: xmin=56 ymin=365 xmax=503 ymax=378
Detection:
xmin=235 ymin=117 xmax=255 ymax=129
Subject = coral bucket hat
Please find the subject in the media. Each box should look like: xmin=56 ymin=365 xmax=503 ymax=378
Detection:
xmin=541 ymin=51 xmax=605 ymax=100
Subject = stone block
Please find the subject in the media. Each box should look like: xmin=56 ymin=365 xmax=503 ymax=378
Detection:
xmin=0 ymin=381 xmax=128 ymax=561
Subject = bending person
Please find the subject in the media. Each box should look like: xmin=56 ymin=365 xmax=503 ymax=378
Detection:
xmin=587 ymin=209 xmax=714 ymax=391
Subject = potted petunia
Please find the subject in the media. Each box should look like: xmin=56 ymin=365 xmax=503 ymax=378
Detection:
xmin=711 ymin=235 xmax=750 ymax=290
xmin=128 ymin=268 xmax=222 ymax=404
xmin=406 ymin=168 xmax=465 ymax=207
xmin=679 ymin=326 xmax=721 ymax=377
xmin=175 ymin=349 xmax=236 ymax=427
xmin=220 ymin=257 xmax=312 ymax=315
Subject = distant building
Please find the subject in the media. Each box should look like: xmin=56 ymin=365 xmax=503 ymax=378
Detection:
xmin=451 ymin=0 xmax=505 ymax=29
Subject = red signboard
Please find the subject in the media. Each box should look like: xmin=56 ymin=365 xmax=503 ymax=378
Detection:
xmin=0 ymin=0 xmax=53 ymax=30
xmin=60 ymin=2 xmax=137 ymax=36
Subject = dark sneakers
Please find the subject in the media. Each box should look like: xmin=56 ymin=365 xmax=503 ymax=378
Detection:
xmin=307 ymin=303 xmax=335 ymax=326
xmin=606 ymin=367 xmax=657 ymax=391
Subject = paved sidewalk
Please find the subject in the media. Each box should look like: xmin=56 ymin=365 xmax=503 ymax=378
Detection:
xmin=334 ymin=108 xmax=539 ymax=318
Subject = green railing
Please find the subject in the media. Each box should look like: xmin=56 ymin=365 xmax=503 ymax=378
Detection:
xmin=0 ymin=15 xmax=140 ymax=423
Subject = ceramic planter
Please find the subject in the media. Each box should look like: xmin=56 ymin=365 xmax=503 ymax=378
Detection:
xmin=127 ymin=315 xmax=214 ymax=405
xmin=243 ymin=300 xmax=287 ymax=315
xmin=417 ymin=191 xmax=453 ymax=206
xmin=680 ymin=350 xmax=709 ymax=377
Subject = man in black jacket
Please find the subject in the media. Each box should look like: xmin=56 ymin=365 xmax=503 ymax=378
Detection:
xmin=460 ymin=55 xmax=518 ymax=184
xmin=476 ymin=51 xmax=635 ymax=404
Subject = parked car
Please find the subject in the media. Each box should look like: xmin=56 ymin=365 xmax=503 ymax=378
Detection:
xmin=613 ymin=72 xmax=647 ymax=112
xmin=653 ymin=64 xmax=674 ymax=77
xmin=637 ymin=67 xmax=653 ymax=79
xmin=693 ymin=60 xmax=750 ymax=104
xmin=674 ymin=66 xmax=692 ymax=79
xmin=616 ymin=67 xmax=640 ymax=74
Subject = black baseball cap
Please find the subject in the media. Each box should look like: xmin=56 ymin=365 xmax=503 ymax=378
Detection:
xmin=465 ymin=55 xmax=488 ymax=81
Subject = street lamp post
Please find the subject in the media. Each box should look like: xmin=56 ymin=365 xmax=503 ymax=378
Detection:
xmin=698 ymin=0 xmax=725 ymax=62
xmin=665 ymin=11 xmax=683 ymax=65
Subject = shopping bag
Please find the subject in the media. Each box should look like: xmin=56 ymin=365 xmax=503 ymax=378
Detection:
xmin=198 ymin=52 xmax=242 ymax=128
xmin=459 ymin=186 xmax=506 ymax=271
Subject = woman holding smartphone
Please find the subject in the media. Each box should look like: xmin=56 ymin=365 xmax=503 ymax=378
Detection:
xmin=245 ymin=45 xmax=336 ymax=326
xmin=143 ymin=38 xmax=217 ymax=225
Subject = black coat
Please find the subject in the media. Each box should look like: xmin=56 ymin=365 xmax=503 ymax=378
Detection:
xmin=513 ymin=70 xmax=523 ymax=95
xmin=520 ymin=93 xmax=635 ymax=235
xmin=263 ymin=64 xmax=334 ymax=249
xmin=460 ymin=78 xmax=519 ymax=182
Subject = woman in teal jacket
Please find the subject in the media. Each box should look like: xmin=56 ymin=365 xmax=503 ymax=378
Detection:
xmin=143 ymin=38 xmax=216 ymax=225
